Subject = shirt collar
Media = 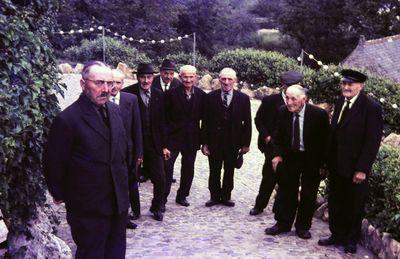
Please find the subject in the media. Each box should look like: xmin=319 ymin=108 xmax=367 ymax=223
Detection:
xmin=346 ymin=92 xmax=360 ymax=108
xmin=281 ymin=91 xmax=287 ymax=105
xmin=297 ymin=104 xmax=306 ymax=117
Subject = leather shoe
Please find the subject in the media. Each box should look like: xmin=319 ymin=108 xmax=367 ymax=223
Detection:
xmin=265 ymin=224 xmax=290 ymax=235
xmin=296 ymin=229 xmax=311 ymax=239
xmin=176 ymin=198 xmax=190 ymax=207
xmin=344 ymin=244 xmax=357 ymax=254
xmin=249 ymin=207 xmax=263 ymax=216
xmin=172 ymin=178 xmax=177 ymax=183
xmin=205 ymin=199 xmax=220 ymax=207
xmin=129 ymin=212 xmax=140 ymax=220
xmin=221 ymin=200 xmax=235 ymax=207
xmin=139 ymin=175 xmax=149 ymax=183
xmin=318 ymin=236 xmax=338 ymax=246
xmin=126 ymin=220 xmax=137 ymax=229
xmin=160 ymin=204 xmax=166 ymax=213
xmin=151 ymin=210 xmax=163 ymax=221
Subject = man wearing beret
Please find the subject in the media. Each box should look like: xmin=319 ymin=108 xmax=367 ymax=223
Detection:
xmin=318 ymin=69 xmax=383 ymax=254
xmin=122 ymin=63 xmax=170 ymax=221
xmin=249 ymin=71 xmax=303 ymax=216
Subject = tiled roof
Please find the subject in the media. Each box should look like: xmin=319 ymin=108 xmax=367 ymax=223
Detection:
xmin=342 ymin=34 xmax=400 ymax=82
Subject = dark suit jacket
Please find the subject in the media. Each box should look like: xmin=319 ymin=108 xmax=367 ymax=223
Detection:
xmin=202 ymin=89 xmax=252 ymax=157
xmin=165 ymin=85 xmax=206 ymax=152
xmin=151 ymin=75 xmax=181 ymax=92
xmin=273 ymin=103 xmax=330 ymax=173
xmin=327 ymin=92 xmax=383 ymax=177
xmin=43 ymin=94 xmax=129 ymax=217
xmin=255 ymin=93 xmax=285 ymax=154
xmin=122 ymin=83 xmax=167 ymax=154
xmin=119 ymin=92 xmax=143 ymax=171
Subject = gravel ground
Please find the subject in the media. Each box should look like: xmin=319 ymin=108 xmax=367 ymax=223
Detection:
xmin=54 ymin=74 xmax=376 ymax=258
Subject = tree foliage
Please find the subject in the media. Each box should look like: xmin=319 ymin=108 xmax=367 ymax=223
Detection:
xmin=0 ymin=0 xmax=63 ymax=254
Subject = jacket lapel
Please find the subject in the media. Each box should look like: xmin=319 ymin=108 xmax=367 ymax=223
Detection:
xmin=108 ymin=103 xmax=120 ymax=160
xmin=303 ymin=104 xmax=310 ymax=149
xmin=79 ymin=94 xmax=109 ymax=140
xmin=339 ymin=93 xmax=365 ymax=128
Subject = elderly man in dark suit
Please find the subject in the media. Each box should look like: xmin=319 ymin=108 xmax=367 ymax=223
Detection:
xmin=164 ymin=65 xmax=206 ymax=207
xmin=264 ymin=85 xmax=329 ymax=240
xmin=43 ymin=61 xmax=129 ymax=258
xmin=111 ymin=69 xmax=143 ymax=229
xmin=202 ymin=68 xmax=252 ymax=207
xmin=122 ymin=63 xmax=169 ymax=221
xmin=152 ymin=59 xmax=181 ymax=92
xmin=250 ymin=71 xmax=303 ymax=216
xmin=318 ymin=69 xmax=383 ymax=254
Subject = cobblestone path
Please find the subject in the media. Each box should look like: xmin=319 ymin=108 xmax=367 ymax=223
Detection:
xmin=56 ymin=75 xmax=375 ymax=258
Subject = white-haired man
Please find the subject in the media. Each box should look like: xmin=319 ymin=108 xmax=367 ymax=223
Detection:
xmin=265 ymin=85 xmax=329 ymax=240
xmin=164 ymin=65 xmax=206 ymax=207
xmin=202 ymin=68 xmax=252 ymax=207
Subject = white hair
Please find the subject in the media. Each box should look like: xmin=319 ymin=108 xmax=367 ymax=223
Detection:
xmin=112 ymin=68 xmax=125 ymax=79
xmin=286 ymin=84 xmax=306 ymax=97
xmin=219 ymin=68 xmax=237 ymax=79
xmin=179 ymin=65 xmax=197 ymax=75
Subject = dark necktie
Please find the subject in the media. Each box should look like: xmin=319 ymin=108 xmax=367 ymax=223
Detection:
xmin=339 ymin=99 xmax=351 ymax=124
xmin=144 ymin=90 xmax=151 ymax=106
xmin=222 ymin=92 xmax=229 ymax=107
xmin=292 ymin=113 xmax=300 ymax=151
xmin=164 ymin=83 xmax=168 ymax=92
xmin=98 ymin=105 xmax=109 ymax=127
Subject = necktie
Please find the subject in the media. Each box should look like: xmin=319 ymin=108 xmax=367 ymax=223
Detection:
xmin=98 ymin=105 xmax=109 ymax=127
xmin=222 ymin=92 xmax=229 ymax=107
xmin=164 ymin=83 xmax=168 ymax=92
xmin=111 ymin=96 xmax=117 ymax=104
xmin=145 ymin=90 xmax=151 ymax=106
xmin=292 ymin=113 xmax=300 ymax=151
xmin=339 ymin=99 xmax=351 ymax=124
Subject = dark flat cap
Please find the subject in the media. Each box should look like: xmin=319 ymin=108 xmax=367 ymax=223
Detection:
xmin=136 ymin=63 xmax=155 ymax=75
xmin=160 ymin=59 xmax=176 ymax=71
xmin=280 ymin=71 xmax=303 ymax=86
xmin=341 ymin=69 xmax=367 ymax=83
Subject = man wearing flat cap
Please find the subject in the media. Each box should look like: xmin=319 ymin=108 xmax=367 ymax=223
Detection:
xmin=152 ymin=59 xmax=182 ymax=92
xmin=202 ymin=68 xmax=251 ymax=207
xmin=318 ymin=69 xmax=383 ymax=254
xmin=249 ymin=70 xmax=303 ymax=216
xmin=122 ymin=63 xmax=170 ymax=221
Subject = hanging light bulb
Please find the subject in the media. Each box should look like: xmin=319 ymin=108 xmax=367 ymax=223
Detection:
xmin=121 ymin=35 xmax=126 ymax=39
xmin=297 ymin=57 xmax=302 ymax=62
xmin=151 ymin=40 xmax=156 ymax=44
xmin=59 ymin=30 xmax=64 ymax=34
xmin=160 ymin=39 xmax=165 ymax=44
xmin=309 ymin=54 xmax=314 ymax=59
xmin=97 ymin=26 xmax=103 ymax=30
xmin=317 ymin=61 xmax=323 ymax=66
xmin=139 ymin=39 xmax=145 ymax=43
xmin=323 ymin=65 xmax=329 ymax=70
xmin=129 ymin=37 xmax=133 ymax=41
xmin=177 ymin=36 xmax=182 ymax=40
xmin=78 ymin=29 xmax=83 ymax=33
xmin=89 ymin=27 xmax=94 ymax=32
xmin=69 ymin=30 xmax=74 ymax=34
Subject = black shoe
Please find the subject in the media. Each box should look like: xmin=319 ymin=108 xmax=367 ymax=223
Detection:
xmin=126 ymin=220 xmax=137 ymax=229
xmin=265 ymin=224 xmax=290 ymax=235
xmin=160 ymin=204 xmax=166 ymax=213
xmin=129 ymin=212 xmax=141 ymax=220
xmin=205 ymin=199 xmax=220 ymax=207
xmin=296 ymin=229 xmax=311 ymax=239
xmin=0 ymin=240 xmax=7 ymax=249
xmin=172 ymin=178 xmax=177 ymax=183
xmin=151 ymin=210 xmax=163 ymax=221
xmin=176 ymin=197 xmax=190 ymax=207
xmin=249 ymin=207 xmax=263 ymax=216
xmin=139 ymin=175 xmax=149 ymax=183
xmin=318 ymin=236 xmax=338 ymax=246
xmin=344 ymin=244 xmax=357 ymax=254
xmin=221 ymin=200 xmax=235 ymax=207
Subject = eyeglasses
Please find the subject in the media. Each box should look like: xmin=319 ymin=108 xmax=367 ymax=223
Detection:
xmin=84 ymin=79 xmax=114 ymax=88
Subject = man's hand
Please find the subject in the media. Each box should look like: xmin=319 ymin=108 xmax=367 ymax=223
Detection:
xmin=264 ymin=136 xmax=271 ymax=144
xmin=53 ymin=199 xmax=64 ymax=205
xmin=201 ymin=145 xmax=210 ymax=156
xmin=271 ymin=156 xmax=283 ymax=172
xmin=163 ymin=148 xmax=171 ymax=160
xmin=239 ymin=146 xmax=250 ymax=154
xmin=353 ymin=171 xmax=366 ymax=184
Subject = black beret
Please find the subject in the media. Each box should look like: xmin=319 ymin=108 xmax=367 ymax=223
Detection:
xmin=160 ymin=59 xmax=176 ymax=71
xmin=341 ymin=69 xmax=367 ymax=83
xmin=136 ymin=63 xmax=155 ymax=75
xmin=280 ymin=71 xmax=304 ymax=86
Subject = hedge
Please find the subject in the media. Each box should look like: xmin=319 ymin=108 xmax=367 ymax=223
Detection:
xmin=155 ymin=52 xmax=211 ymax=75
xmin=366 ymin=145 xmax=400 ymax=240
xmin=64 ymin=36 xmax=150 ymax=68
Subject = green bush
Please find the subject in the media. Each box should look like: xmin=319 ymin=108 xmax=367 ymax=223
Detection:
xmin=155 ymin=52 xmax=211 ymax=75
xmin=256 ymin=29 xmax=301 ymax=58
xmin=366 ymin=145 xmax=400 ymax=240
xmin=64 ymin=36 xmax=150 ymax=68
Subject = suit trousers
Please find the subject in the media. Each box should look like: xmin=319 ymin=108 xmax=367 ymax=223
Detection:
xmin=254 ymin=153 xmax=277 ymax=210
xmin=328 ymin=172 xmax=368 ymax=245
xmin=165 ymin=150 xmax=197 ymax=201
xmin=143 ymin=147 xmax=166 ymax=211
xmin=274 ymin=152 xmax=320 ymax=231
xmin=67 ymin=210 xmax=127 ymax=259
xmin=128 ymin=171 xmax=140 ymax=216
xmin=208 ymin=150 xmax=237 ymax=201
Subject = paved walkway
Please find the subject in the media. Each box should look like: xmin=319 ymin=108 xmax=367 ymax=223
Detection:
xmin=55 ymin=75 xmax=375 ymax=258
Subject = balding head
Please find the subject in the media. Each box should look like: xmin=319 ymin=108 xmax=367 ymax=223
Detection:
xmin=285 ymin=84 xmax=307 ymax=113
xmin=111 ymin=69 xmax=125 ymax=95
xmin=219 ymin=68 xmax=237 ymax=79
